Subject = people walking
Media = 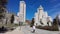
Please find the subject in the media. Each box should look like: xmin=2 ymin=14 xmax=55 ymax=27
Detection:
xmin=32 ymin=25 xmax=35 ymax=33
xmin=19 ymin=21 xmax=21 ymax=30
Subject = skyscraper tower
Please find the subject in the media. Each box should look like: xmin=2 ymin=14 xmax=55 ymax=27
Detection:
xmin=18 ymin=1 xmax=26 ymax=24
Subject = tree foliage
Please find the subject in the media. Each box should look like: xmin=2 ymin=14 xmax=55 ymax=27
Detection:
xmin=30 ymin=18 xmax=35 ymax=27
xmin=52 ymin=15 xmax=59 ymax=31
xmin=0 ymin=0 xmax=7 ymax=5
xmin=10 ymin=14 xmax=14 ymax=24
xmin=0 ymin=0 xmax=7 ymax=19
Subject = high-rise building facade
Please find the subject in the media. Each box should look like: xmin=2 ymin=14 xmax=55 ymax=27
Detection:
xmin=17 ymin=1 xmax=26 ymax=24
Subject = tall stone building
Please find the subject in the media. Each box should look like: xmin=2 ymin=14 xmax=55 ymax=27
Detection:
xmin=34 ymin=5 xmax=52 ymax=26
xmin=17 ymin=1 xmax=26 ymax=24
xmin=14 ymin=16 xmax=19 ymax=24
xmin=5 ymin=13 xmax=13 ymax=24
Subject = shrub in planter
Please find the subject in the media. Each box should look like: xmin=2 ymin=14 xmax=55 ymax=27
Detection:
xmin=36 ymin=25 xmax=44 ymax=29
xmin=43 ymin=26 xmax=49 ymax=30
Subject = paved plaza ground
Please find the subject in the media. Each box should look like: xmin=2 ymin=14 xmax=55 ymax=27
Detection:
xmin=0 ymin=26 xmax=60 ymax=34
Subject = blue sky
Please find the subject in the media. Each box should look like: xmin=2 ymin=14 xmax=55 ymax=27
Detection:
xmin=7 ymin=0 xmax=60 ymax=20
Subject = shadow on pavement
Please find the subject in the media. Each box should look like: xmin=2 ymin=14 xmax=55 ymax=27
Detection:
xmin=0 ymin=26 xmax=8 ymax=33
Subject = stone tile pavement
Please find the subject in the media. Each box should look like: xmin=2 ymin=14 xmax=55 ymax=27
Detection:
xmin=4 ymin=27 xmax=24 ymax=34
xmin=1 ymin=26 xmax=60 ymax=34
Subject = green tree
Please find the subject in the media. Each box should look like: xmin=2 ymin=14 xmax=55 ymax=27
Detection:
xmin=10 ymin=14 xmax=14 ymax=24
xmin=0 ymin=0 xmax=7 ymax=6
xmin=53 ymin=15 xmax=59 ymax=31
xmin=30 ymin=18 xmax=35 ymax=27
xmin=0 ymin=0 xmax=7 ymax=19
xmin=0 ymin=0 xmax=8 ymax=27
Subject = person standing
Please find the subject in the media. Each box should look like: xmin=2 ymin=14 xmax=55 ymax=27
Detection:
xmin=32 ymin=25 xmax=36 ymax=33
xmin=19 ymin=21 xmax=21 ymax=30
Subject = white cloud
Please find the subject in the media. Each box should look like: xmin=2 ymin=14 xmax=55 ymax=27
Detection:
xmin=49 ymin=3 xmax=60 ymax=13
xmin=50 ymin=0 xmax=57 ymax=2
xmin=51 ymin=11 xmax=60 ymax=19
